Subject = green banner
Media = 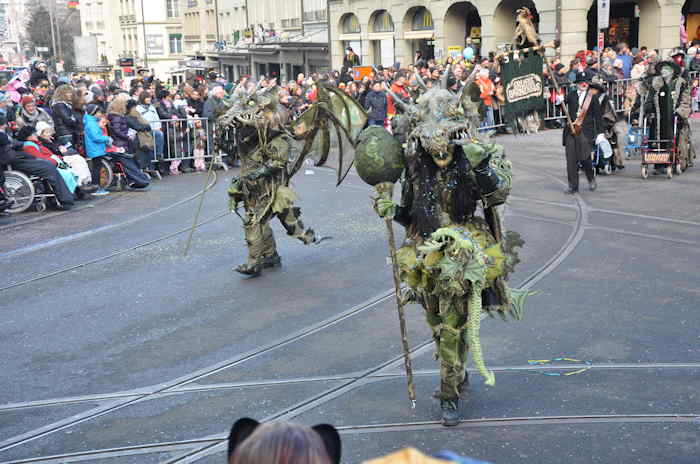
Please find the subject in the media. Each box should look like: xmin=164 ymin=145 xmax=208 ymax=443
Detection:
xmin=500 ymin=52 xmax=545 ymax=123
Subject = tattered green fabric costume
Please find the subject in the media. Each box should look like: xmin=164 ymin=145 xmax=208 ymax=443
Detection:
xmin=228 ymin=133 xmax=315 ymax=273
xmin=220 ymin=83 xmax=318 ymax=276
xmin=220 ymin=79 xmax=367 ymax=276
xmin=366 ymin=73 xmax=530 ymax=424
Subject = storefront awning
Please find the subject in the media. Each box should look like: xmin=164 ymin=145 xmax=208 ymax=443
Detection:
xmin=404 ymin=30 xmax=434 ymax=40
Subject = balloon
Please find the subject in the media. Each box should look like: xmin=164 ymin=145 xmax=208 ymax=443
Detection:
xmin=463 ymin=47 xmax=474 ymax=60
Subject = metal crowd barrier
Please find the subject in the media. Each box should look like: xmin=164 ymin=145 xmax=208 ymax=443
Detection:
xmin=152 ymin=117 xmax=228 ymax=169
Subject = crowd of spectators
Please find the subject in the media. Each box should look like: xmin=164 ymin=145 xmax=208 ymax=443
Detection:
xmin=2 ymin=41 xmax=699 ymax=214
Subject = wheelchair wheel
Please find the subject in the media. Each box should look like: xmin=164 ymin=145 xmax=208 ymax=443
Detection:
xmin=666 ymin=166 xmax=673 ymax=179
xmin=604 ymin=163 xmax=612 ymax=175
xmin=641 ymin=165 xmax=648 ymax=179
xmin=4 ymin=170 xmax=35 ymax=213
xmin=96 ymin=158 xmax=114 ymax=189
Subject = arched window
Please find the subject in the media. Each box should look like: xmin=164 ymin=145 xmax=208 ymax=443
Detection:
xmin=342 ymin=13 xmax=360 ymax=34
xmin=412 ymin=7 xmax=433 ymax=31
xmin=373 ymin=10 xmax=395 ymax=33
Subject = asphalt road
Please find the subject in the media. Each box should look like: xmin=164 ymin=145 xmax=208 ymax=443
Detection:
xmin=1 ymin=124 xmax=699 ymax=464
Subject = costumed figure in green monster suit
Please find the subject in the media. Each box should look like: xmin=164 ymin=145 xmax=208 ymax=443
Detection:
xmin=356 ymin=68 xmax=530 ymax=426
xmin=218 ymin=79 xmax=367 ymax=277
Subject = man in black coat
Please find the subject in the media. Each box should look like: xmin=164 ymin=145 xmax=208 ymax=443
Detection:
xmin=562 ymin=72 xmax=603 ymax=194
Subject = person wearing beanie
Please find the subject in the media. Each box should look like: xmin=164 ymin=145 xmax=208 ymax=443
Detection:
xmin=0 ymin=116 xmax=75 ymax=209
xmin=16 ymin=95 xmax=53 ymax=131
xmin=29 ymin=61 xmax=49 ymax=88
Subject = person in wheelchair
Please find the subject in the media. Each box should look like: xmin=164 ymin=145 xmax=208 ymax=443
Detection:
xmin=35 ymin=122 xmax=95 ymax=195
xmin=638 ymin=58 xmax=696 ymax=173
xmin=83 ymin=104 xmax=150 ymax=190
xmin=0 ymin=115 xmax=75 ymax=210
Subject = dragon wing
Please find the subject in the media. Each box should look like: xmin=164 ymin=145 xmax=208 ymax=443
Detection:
xmin=288 ymin=84 xmax=368 ymax=184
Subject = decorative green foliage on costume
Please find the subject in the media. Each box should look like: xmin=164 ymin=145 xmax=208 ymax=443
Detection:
xmin=411 ymin=226 xmax=494 ymax=385
xmin=482 ymin=144 xmax=513 ymax=208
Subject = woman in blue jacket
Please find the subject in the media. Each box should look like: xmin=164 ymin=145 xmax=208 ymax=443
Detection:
xmin=83 ymin=104 xmax=150 ymax=190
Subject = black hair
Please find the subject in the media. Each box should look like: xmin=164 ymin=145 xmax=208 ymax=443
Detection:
xmin=408 ymin=148 xmax=478 ymax=238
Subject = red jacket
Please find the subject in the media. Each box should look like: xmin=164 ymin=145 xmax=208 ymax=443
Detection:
xmin=387 ymin=82 xmax=409 ymax=116
xmin=22 ymin=141 xmax=59 ymax=166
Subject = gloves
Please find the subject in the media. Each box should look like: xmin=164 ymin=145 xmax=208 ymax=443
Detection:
xmin=374 ymin=197 xmax=396 ymax=219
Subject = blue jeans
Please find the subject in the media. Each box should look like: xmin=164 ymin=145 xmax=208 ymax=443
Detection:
xmin=479 ymin=106 xmax=494 ymax=130
xmin=153 ymin=129 xmax=164 ymax=158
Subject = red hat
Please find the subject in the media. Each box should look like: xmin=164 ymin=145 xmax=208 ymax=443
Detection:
xmin=20 ymin=95 xmax=34 ymax=107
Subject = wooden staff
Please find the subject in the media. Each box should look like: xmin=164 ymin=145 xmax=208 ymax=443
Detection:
xmin=375 ymin=181 xmax=416 ymax=408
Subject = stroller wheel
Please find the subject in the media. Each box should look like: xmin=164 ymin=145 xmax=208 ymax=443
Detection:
xmin=641 ymin=165 xmax=649 ymax=179
xmin=604 ymin=163 xmax=612 ymax=175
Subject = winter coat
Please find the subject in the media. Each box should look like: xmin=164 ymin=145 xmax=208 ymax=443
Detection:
xmin=202 ymin=95 xmax=226 ymax=122
xmin=16 ymin=106 xmax=54 ymax=130
xmin=29 ymin=69 xmax=48 ymax=88
xmin=187 ymin=97 xmax=204 ymax=117
xmin=107 ymin=113 xmax=130 ymax=150
xmin=137 ymin=104 xmax=161 ymax=130
xmin=126 ymin=110 xmax=153 ymax=150
xmin=690 ymin=57 xmax=700 ymax=73
xmin=22 ymin=140 xmax=58 ymax=165
xmin=156 ymin=100 xmax=178 ymax=121
xmin=364 ymin=90 xmax=388 ymax=121
xmin=52 ymin=101 xmax=80 ymax=138
xmin=387 ymin=82 xmax=410 ymax=116
xmin=83 ymin=113 xmax=112 ymax=159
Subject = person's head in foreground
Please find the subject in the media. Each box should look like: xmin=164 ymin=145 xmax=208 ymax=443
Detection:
xmin=227 ymin=418 xmax=341 ymax=464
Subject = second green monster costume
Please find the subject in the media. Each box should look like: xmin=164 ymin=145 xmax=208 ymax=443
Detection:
xmin=219 ymin=80 xmax=367 ymax=277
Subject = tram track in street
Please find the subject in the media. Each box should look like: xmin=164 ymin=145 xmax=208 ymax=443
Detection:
xmin=0 ymin=170 xmax=221 ymax=260
xmin=158 ymin=171 xmax=590 ymax=463
xmin=7 ymin=412 xmax=697 ymax=464
xmin=1 ymin=163 xmax=591 ymax=463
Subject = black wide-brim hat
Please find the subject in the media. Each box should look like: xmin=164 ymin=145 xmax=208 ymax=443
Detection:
xmin=589 ymin=75 xmax=607 ymax=92
xmin=655 ymin=60 xmax=682 ymax=78
xmin=573 ymin=71 xmax=591 ymax=84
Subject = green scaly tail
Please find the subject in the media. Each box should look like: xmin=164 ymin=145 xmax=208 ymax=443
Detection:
xmin=468 ymin=280 xmax=495 ymax=386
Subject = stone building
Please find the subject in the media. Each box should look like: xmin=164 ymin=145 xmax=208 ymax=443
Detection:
xmin=80 ymin=0 xmax=185 ymax=80
xmin=208 ymin=0 xmax=330 ymax=83
xmin=329 ymin=0 xmax=690 ymax=70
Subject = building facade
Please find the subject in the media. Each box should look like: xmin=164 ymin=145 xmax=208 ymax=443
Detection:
xmin=208 ymin=0 xmax=330 ymax=83
xmin=0 ymin=0 xmax=27 ymax=65
xmin=79 ymin=0 xmax=120 ymax=67
xmin=329 ymin=0 xmax=689 ymax=70
xmin=81 ymin=0 xmax=185 ymax=80
xmin=183 ymin=0 xmax=217 ymax=55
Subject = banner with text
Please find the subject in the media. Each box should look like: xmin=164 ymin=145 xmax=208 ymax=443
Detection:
xmin=500 ymin=52 xmax=545 ymax=125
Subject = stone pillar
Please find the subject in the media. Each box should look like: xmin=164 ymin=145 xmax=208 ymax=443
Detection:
xmin=657 ymin=1 xmax=682 ymax=56
xmin=559 ymin=0 xmax=589 ymax=62
xmin=479 ymin=14 xmax=496 ymax=58
xmin=536 ymin=0 xmax=558 ymax=45
xmin=280 ymin=50 xmax=287 ymax=82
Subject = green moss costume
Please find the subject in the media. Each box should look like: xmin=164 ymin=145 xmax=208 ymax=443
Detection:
xmin=364 ymin=77 xmax=530 ymax=425
xmin=220 ymin=80 xmax=367 ymax=276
